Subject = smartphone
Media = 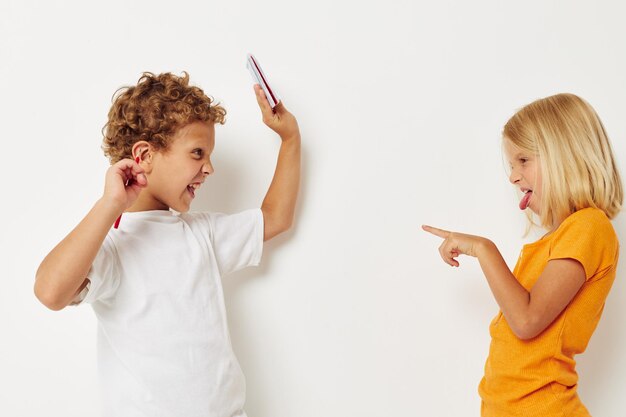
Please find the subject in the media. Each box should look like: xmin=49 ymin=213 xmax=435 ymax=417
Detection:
xmin=246 ymin=53 xmax=280 ymax=109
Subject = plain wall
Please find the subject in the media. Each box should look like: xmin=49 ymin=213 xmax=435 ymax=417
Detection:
xmin=1 ymin=0 xmax=625 ymax=415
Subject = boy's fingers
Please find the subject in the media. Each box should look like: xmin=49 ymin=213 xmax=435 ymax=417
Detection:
xmin=273 ymin=101 xmax=286 ymax=114
xmin=114 ymin=159 xmax=146 ymax=186
xmin=131 ymin=160 xmax=145 ymax=175
xmin=422 ymin=225 xmax=451 ymax=239
xmin=254 ymin=84 xmax=272 ymax=113
xmin=134 ymin=173 xmax=148 ymax=186
xmin=130 ymin=162 xmax=147 ymax=182
xmin=130 ymin=177 xmax=147 ymax=190
xmin=115 ymin=158 xmax=143 ymax=176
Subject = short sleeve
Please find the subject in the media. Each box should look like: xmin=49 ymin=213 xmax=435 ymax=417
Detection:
xmin=189 ymin=208 xmax=264 ymax=276
xmin=548 ymin=209 xmax=618 ymax=281
xmin=73 ymin=235 xmax=121 ymax=304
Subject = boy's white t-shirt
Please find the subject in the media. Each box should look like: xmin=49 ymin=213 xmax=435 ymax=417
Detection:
xmin=77 ymin=208 xmax=264 ymax=417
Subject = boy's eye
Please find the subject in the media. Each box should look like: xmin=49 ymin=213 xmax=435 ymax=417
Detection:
xmin=192 ymin=149 xmax=203 ymax=157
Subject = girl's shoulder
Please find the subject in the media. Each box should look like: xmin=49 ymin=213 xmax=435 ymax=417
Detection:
xmin=555 ymin=207 xmax=617 ymax=244
xmin=549 ymin=208 xmax=620 ymax=280
xmin=563 ymin=207 xmax=611 ymax=227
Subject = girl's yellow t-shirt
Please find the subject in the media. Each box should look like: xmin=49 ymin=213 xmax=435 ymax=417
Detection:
xmin=479 ymin=208 xmax=619 ymax=417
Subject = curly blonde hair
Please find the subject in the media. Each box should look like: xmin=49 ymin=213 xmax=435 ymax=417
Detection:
xmin=102 ymin=72 xmax=226 ymax=163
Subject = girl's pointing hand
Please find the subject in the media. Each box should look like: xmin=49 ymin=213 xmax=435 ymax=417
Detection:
xmin=422 ymin=225 xmax=489 ymax=267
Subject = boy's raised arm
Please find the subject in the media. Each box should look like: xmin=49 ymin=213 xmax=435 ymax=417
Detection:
xmin=254 ymin=85 xmax=301 ymax=241
xmin=35 ymin=159 xmax=146 ymax=310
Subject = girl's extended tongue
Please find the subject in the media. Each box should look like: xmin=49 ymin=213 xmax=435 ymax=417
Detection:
xmin=519 ymin=191 xmax=532 ymax=210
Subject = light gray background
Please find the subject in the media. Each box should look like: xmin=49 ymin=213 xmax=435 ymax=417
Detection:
xmin=1 ymin=1 xmax=625 ymax=415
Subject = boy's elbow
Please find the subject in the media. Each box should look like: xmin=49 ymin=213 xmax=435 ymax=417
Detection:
xmin=264 ymin=219 xmax=293 ymax=241
xmin=34 ymin=275 xmax=68 ymax=311
xmin=277 ymin=216 xmax=294 ymax=234
xmin=262 ymin=208 xmax=295 ymax=241
xmin=35 ymin=292 xmax=66 ymax=311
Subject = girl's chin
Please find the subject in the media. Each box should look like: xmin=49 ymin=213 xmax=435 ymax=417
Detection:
xmin=527 ymin=205 xmax=540 ymax=215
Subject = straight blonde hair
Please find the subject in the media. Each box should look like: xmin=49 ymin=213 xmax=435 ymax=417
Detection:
xmin=503 ymin=93 xmax=623 ymax=229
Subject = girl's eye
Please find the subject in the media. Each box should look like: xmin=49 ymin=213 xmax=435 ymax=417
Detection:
xmin=193 ymin=149 xmax=203 ymax=157
xmin=520 ymin=158 xmax=528 ymax=164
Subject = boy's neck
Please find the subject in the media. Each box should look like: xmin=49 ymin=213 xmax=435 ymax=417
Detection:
xmin=126 ymin=192 xmax=170 ymax=213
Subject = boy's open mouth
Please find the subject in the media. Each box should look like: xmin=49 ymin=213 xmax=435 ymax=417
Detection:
xmin=519 ymin=188 xmax=532 ymax=210
xmin=187 ymin=183 xmax=201 ymax=198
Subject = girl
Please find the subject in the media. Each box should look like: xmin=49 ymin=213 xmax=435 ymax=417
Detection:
xmin=423 ymin=93 xmax=622 ymax=416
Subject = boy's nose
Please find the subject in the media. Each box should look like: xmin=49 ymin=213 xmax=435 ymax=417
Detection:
xmin=203 ymin=160 xmax=214 ymax=176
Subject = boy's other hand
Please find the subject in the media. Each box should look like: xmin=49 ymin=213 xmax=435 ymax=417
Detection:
xmin=254 ymin=84 xmax=300 ymax=141
xmin=103 ymin=158 xmax=147 ymax=211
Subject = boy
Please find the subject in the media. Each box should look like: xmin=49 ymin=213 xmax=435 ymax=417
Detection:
xmin=35 ymin=72 xmax=301 ymax=417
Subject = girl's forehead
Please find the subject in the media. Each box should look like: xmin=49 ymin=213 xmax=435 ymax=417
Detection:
xmin=502 ymin=137 xmax=526 ymax=158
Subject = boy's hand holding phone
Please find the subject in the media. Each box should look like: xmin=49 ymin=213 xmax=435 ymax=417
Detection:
xmin=247 ymin=53 xmax=300 ymax=141
xmin=254 ymin=85 xmax=300 ymax=141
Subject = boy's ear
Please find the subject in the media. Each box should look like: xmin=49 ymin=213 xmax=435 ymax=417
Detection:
xmin=131 ymin=141 xmax=154 ymax=171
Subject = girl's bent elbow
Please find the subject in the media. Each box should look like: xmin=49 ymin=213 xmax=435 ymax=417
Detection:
xmin=514 ymin=329 xmax=535 ymax=341
xmin=512 ymin=321 xmax=543 ymax=341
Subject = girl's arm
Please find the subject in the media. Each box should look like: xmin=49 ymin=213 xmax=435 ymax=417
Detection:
xmin=253 ymin=85 xmax=301 ymax=241
xmin=423 ymin=225 xmax=585 ymax=340
xmin=35 ymin=159 xmax=146 ymax=310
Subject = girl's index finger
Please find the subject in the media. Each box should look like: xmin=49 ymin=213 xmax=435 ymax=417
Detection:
xmin=422 ymin=225 xmax=451 ymax=239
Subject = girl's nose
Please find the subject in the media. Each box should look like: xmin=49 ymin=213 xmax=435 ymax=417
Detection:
xmin=509 ymin=167 xmax=521 ymax=184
